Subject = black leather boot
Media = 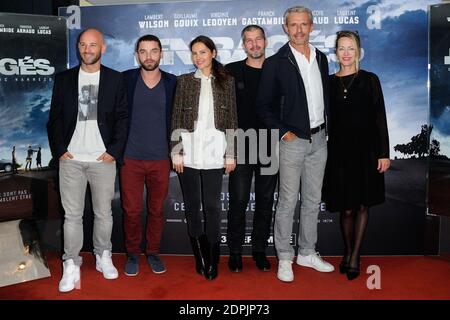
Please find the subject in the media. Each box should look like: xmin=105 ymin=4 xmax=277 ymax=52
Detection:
xmin=204 ymin=241 xmax=220 ymax=280
xmin=189 ymin=235 xmax=206 ymax=275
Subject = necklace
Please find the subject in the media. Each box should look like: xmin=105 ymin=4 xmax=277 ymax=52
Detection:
xmin=337 ymin=73 xmax=357 ymax=99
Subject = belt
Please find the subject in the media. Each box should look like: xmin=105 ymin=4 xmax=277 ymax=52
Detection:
xmin=311 ymin=123 xmax=326 ymax=134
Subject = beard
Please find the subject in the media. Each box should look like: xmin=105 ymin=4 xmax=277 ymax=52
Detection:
xmin=247 ymin=50 xmax=264 ymax=60
xmin=80 ymin=52 xmax=101 ymax=66
xmin=245 ymin=46 xmax=265 ymax=60
xmin=140 ymin=59 xmax=160 ymax=71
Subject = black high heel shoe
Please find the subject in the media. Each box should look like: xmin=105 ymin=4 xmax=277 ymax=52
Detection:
xmin=339 ymin=256 xmax=350 ymax=274
xmin=346 ymin=259 xmax=360 ymax=280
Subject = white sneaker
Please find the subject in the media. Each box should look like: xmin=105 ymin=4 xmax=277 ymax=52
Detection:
xmin=296 ymin=252 xmax=335 ymax=272
xmin=95 ymin=250 xmax=119 ymax=279
xmin=59 ymin=259 xmax=81 ymax=292
xmin=277 ymin=260 xmax=294 ymax=282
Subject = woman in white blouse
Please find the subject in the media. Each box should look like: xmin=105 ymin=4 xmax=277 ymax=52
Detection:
xmin=171 ymin=35 xmax=238 ymax=281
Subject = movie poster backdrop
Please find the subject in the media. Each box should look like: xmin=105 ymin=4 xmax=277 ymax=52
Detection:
xmin=0 ymin=14 xmax=67 ymax=252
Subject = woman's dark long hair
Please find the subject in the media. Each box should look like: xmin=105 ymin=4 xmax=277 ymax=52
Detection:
xmin=189 ymin=35 xmax=228 ymax=89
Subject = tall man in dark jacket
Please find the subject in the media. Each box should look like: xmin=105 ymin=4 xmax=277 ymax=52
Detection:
xmin=120 ymin=35 xmax=176 ymax=276
xmin=47 ymin=28 xmax=128 ymax=292
xmin=225 ymin=25 xmax=278 ymax=273
xmin=256 ymin=6 xmax=334 ymax=283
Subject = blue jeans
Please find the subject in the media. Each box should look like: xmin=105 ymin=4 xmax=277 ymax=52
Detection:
xmin=274 ymin=129 xmax=327 ymax=261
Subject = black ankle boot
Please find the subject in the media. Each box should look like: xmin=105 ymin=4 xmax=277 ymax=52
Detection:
xmin=228 ymin=253 xmax=242 ymax=272
xmin=205 ymin=241 xmax=220 ymax=280
xmin=189 ymin=235 xmax=206 ymax=275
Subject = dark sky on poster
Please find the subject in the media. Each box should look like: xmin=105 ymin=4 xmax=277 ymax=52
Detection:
xmin=0 ymin=14 xmax=67 ymax=168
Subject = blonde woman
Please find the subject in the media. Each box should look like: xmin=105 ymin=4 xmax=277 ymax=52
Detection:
xmin=324 ymin=30 xmax=390 ymax=280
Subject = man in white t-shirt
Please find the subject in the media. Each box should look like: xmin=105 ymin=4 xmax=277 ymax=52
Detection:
xmin=47 ymin=28 xmax=128 ymax=292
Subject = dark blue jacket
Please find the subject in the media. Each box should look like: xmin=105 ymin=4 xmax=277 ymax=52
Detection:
xmin=122 ymin=68 xmax=177 ymax=152
xmin=47 ymin=65 xmax=128 ymax=165
xmin=256 ymin=42 xmax=330 ymax=140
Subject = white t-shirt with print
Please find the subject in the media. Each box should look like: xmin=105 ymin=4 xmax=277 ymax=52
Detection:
xmin=67 ymin=69 xmax=106 ymax=162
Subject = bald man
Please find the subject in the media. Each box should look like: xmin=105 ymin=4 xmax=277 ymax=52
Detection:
xmin=47 ymin=28 xmax=128 ymax=292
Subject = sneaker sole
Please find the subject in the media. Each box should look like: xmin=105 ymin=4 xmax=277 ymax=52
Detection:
xmin=151 ymin=269 xmax=167 ymax=274
xmin=124 ymin=271 xmax=139 ymax=276
xmin=296 ymin=260 xmax=334 ymax=272
xmin=277 ymin=275 xmax=294 ymax=282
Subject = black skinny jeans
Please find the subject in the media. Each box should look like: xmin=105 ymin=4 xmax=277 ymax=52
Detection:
xmin=178 ymin=167 xmax=224 ymax=243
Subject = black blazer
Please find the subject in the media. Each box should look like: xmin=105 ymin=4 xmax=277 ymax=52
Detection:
xmin=47 ymin=65 xmax=129 ymax=165
xmin=122 ymin=68 xmax=177 ymax=145
xmin=256 ymin=42 xmax=330 ymax=140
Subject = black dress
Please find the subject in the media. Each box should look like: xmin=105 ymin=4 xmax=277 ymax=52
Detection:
xmin=324 ymin=70 xmax=389 ymax=212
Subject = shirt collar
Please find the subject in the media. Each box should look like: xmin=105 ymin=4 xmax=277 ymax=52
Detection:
xmin=289 ymin=43 xmax=316 ymax=61
xmin=194 ymin=68 xmax=215 ymax=80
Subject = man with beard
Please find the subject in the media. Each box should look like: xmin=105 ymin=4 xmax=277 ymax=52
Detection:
xmin=225 ymin=25 xmax=278 ymax=273
xmin=47 ymin=28 xmax=128 ymax=292
xmin=120 ymin=35 xmax=176 ymax=276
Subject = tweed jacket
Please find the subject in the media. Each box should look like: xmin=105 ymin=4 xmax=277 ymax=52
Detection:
xmin=170 ymin=71 xmax=238 ymax=158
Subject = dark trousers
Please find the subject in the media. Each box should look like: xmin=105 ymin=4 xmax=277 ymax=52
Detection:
xmin=227 ymin=164 xmax=278 ymax=253
xmin=178 ymin=167 xmax=223 ymax=243
xmin=120 ymin=157 xmax=170 ymax=255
